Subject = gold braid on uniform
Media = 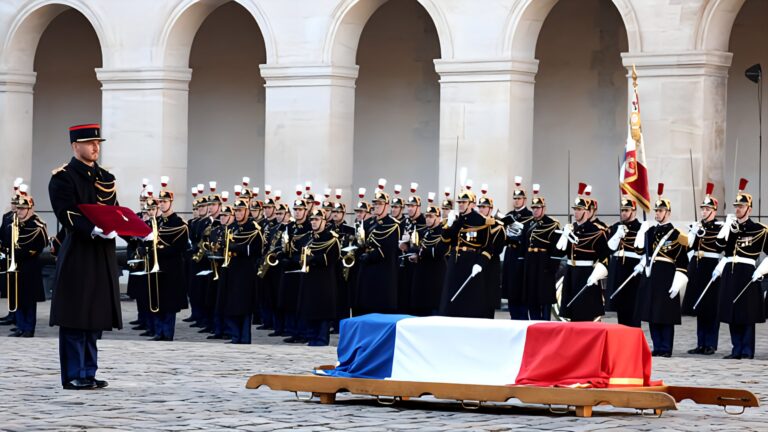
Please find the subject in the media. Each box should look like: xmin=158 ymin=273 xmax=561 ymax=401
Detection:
xmin=16 ymin=219 xmax=49 ymax=256
xmin=95 ymin=180 xmax=117 ymax=203
xmin=734 ymin=227 xmax=767 ymax=259
xmin=157 ymin=224 xmax=189 ymax=248
xmin=529 ymin=219 xmax=559 ymax=245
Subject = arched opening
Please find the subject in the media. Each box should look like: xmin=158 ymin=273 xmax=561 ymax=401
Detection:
xmin=187 ymin=2 xmax=266 ymax=193
xmin=725 ymin=0 xmax=767 ymax=220
xmin=352 ymin=0 xmax=441 ymax=194
xmin=31 ymin=8 xmax=102 ymax=228
xmin=532 ymin=0 xmax=628 ymax=218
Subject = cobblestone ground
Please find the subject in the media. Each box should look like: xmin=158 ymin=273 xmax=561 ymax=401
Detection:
xmin=0 ymin=300 xmax=766 ymax=431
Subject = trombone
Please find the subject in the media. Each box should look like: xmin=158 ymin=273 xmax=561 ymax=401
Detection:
xmin=222 ymin=226 xmax=234 ymax=268
xmin=148 ymin=215 xmax=160 ymax=312
xmin=6 ymin=212 xmax=19 ymax=312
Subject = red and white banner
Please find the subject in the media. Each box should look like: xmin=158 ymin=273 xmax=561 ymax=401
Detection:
xmin=620 ymin=71 xmax=652 ymax=212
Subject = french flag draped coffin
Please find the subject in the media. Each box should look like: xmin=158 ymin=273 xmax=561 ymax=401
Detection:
xmin=322 ymin=314 xmax=652 ymax=388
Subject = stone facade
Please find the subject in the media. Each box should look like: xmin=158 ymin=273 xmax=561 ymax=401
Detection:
xmin=0 ymin=0 xmax=765 ymax=225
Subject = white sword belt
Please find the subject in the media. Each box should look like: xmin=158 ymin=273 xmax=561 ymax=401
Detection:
xmin=612 ymin=250 xmax=641 ymax=260
xmin=723 ymin=256 xmax=756 ymax=266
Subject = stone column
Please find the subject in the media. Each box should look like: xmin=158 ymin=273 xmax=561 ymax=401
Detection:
xmin=0 ymin=71 xmax=35 ymax=204
xmin=260 ymin=64 xmax=358 ymax=205
xmin=96 ymin=67 xmax=193 ymax=211
xmin=434 ymin=59 xmax=538 ymax=212
xmin=622 ymin=51 xmax=732 ymax=220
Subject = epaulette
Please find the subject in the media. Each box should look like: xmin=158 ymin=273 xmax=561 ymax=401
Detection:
xmin=485 ymin=216 xmax=496 ymax=227
xmin=51 ymin=163 xmax=67 ymax=175
xmin=33 ymin=218 xmax=47 ymax=228
xmin=330 ymin=230 xmax=339 ymax=238
xmin=676 ymin=229 xmax=688 ymax=247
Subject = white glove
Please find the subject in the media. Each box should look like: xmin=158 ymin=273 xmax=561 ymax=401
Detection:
xmin=634 ymin=221 xmax=653 ymax=249
xmin=607 ymin=225 xmax=628 ymax=250
xmin=556 ymin=224 xmax=574 ymax=251
xmin=717 ymin=214 xmax=736 ymax=240
xmin=687 ymin=222 xmax=701 ymax=248
xmin=142 ymin=231 xmax=155 ymax=242
xmin=446 ymin=210 xmax=457 ymax=227
xmin=586 ymin=262 xmax=609 ymax=286
xmin=92 ymin=226 xmax=118 ymax=240
xmin=471 ymin=264 xmax=482 ymax=277
xmin=669 ymin=271 xmax=688 ymax=299
xmin=712 ymin=258 xmax=726 ymax=279
xmin=400 ymin=233 xmax=411 ymax=244
xmin=752 ymin=257 xmax=768 ymax=282
xmin=633 ymin=258 xmax=646 ymax=275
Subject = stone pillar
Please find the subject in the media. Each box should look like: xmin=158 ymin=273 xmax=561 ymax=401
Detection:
xmin=434 ymin=59 xmax=538 ymax=212
xmin=96 ymin=67 xmax=193 ymax=211
xmin=0 ymin=71 xmax=35 ymax=206
xmin=622 ymin=51 xmax=732 ymax=220
xmin=260 ymin=64 xmax=358 ymax=205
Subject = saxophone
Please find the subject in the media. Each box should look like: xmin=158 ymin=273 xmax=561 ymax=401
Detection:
xmin=257 ymin=225 xmax=282 ymax=278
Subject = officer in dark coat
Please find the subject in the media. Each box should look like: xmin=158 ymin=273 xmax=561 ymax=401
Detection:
xmin=149 ymin=184 xmax=190 ymax=341
xmin=354 ymin=183 xmax=400 ymax=316
xmin=521 ymin=185 xmax=562 ymax=320
xmin=439 ymin=185 xmax=495 ymax=318
xmin=200 ymin=189 xmax=224 ymax=337
xmin=605 ymin=196 xmax=643 ymax=327
xmin=556 ymin=183 xmax=611 ymax=322
xmin=500 ymin=177 xmax=534 ymax=319
xmin=402 ymin=184 xmax=427 ymax=315
xmin=0 ymin=185 xmax=20 ymax=326
xmin=263 ymin=200 xmax=290 ymax=337
xmin=279 ymin=194 xmax=313 ymax=343
xmin=683 ymin=183 xmax=723 ymax=355
xmin=2 ymin=194 xmax=48 ymax=337
xmin=126 ymin=191 xmax=149 ymax=331
xmin=408 ymin=195 xmax=446 ymax=316
xmin=182 ymin=189 xmax=204 ymax=325
xmin=298 ymin=208 xmax=341 ymax=346
xmin=390 ymin=184 xmax=410 ymax=313
xmin=48 ymin=124 xmax=119 ymax=390
xmin=634 ymin=184 xmax=689 ymax=357
xmin=715 ymin=179 xmax=767 ymax=359
xmin=330 ymin=196 xmax=355 ymax=329
xmin=346 ymin=190 xmax=372 ymax=314
xmin=218 ymin=197 xmax=263 ymax=344
xmin=477 ymin=189 xmax=506 ymax=316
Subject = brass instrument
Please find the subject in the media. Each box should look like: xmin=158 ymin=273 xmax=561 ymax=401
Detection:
xmin=149 ymin=216 xmax=160 ymax=274
xmin=222 ymin=226 xmax=234 ymax=268
xmin=148 ymin=216 xmax=160 ymax=313
xmin=257 ymin=226 xmax=282 ymax=279
xmin=299 ymin=246 xmax=310 ymax=273
xmin=6 ymin=212 xmax=19 ymax=312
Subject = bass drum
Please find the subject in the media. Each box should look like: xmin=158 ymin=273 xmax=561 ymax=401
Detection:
xmin=551 ymin=259 xmax=602 ymax=322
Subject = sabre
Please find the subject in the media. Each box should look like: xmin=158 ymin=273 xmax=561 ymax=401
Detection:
xmin=693 ymin=276 xmax=718 ymax=310
xmin=732 ymin=278 xmax=761 ymax=304
xmin=450 ymin=273 xmax=476 ymax=302
xmin=565 ymin=282 xmax=593 ymax=308
xmin=609 ymin=269 xmax=640 ymax=300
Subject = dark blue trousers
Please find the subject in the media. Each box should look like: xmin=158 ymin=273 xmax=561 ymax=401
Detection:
xmin=272 ymin=311 xmax=285 ymax=334
xmin=284 ymin=312 xmax=298 ymax=337
xmin=696 ymin=317 xmax=719 ymax=350
xmin=508 ymin=304 xmax=528 ymax=320
xmin=649 ymin=323 xmax=674 ymax=354
xmin=528 ymin=305 xmax=551 ymax=321
xmin=729 ymin=323 xmax=755 ymax=358
xmin=259 ymin=304 xmax=274 ymax=329
xmin=306 ymin=320 xmax=330 ymax=346
xmin=15 ymin=303 xmax=36 ymax=333
xmin=153 ymin=312 xmax=176 ymax=339
xmin=59 ymin=327 xmax=100 ymax=386
xmin=225 ymin=314 xmax=252 ymax=344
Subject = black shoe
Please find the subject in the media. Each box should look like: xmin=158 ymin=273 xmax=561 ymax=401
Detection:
xmin=63 ymin=379 xmax=96 ymax=390
xmin=20 ymin=331 xmax=33 ymax=338
xmin=702 ymin=347 xmax=716 ymax=355
xmin=283 ymin=336 xmax=308 ymax=344
xmin=687 ymin=346 xmax=704 ymax=354
xmin=0 ymin=320 xmax=14 ymax=326
xmin=255 ymin=325 xmax=270 ymax=330
xmin=9 ymin=327 xmax=18 ymax=332
xmin=132 ymin=325 xmax=147 ymax=331
xmin=206 ymin=334 xmax=225 ymax=340
xmin=129 ymin=320 xmax=141 ymax=325
xmin=742 ymin=354 xmax=754 ymax=359
xmin=198 ymin=327 xmax=213 ymax=334
xmin=139 ymin=331 xmax=155 ymax=337
xmin=658 ymin=352 xmax=672 ymax=358
xmin=190 ymin=322 xmax=205 ymax=328
xmin=267 ymin=331 xmax=284 ymax=337
xmin=151 ymin=335 xmax=171 ymax=341
xmin=651 ymin=351 xmax=658 ymax=357
xmin=182 ymin=317 xmax=196 ymax=323
xmin=88 ymin=378 xmax=109 ymax=389
xmin=8 ymin=330 xmax=22 ymax=337
xmin=723 ymin=354 xmax=741 ymax=359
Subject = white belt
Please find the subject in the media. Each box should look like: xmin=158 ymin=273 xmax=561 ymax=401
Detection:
xmin=567 ymin=260 xmax=594 ymax=267
xmin=694 ymin=251 xmax=721 ymax=260
xmin=723 ymin=256 xmax=756 ymax=266
xmin=613 ymin=250 xmax=641 ymax=260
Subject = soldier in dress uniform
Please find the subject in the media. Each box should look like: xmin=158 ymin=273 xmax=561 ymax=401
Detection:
xmin=217 ymin=195 xmax=263 ymax=344
xmin=408 ymin=193 xmax=446 ymax=316
xmin=134 ymin=195 xmax=158 ymax=338
xmin=188 ymin=185 xmax=213 ymax=330
xmin=683 ymin=183 xmax=723 ymax=355
xmin=715 ymin=179 xmax=767 ymax=359
xmin=1 ymin=179 xmax=23 ymax=327
xmin=556 ymin=183 xmax=611 ymax=322
xmin=330 ymin=190 xmax=355 ymax=329
xmin=521 ymin=185 xmax=562 ymax=321
xmin=249 ymin=185 xmax=264 ymax=225
xmin=439 ymin=183 xmax=495 ymax=318
xmin=400 ymin=183 xmax=426 ymax=315
xmin=49 ymin=124 xmax=118 ymax=390
xmin=182 ymin=186 xmax=205 ymax=325
xmin=476 ymin=185 xmax=506 ymax=316
xmin=354 ymin=182 xmax=400 ymax=316
xmin=2 ymin=193 xmax=48 ymax=337
xmin=264 ymin=198 xmax=290 ymax=337
xmin=279 ymin=192 xmax=313 ymax=343
xmin=346 ymin=189 xmax=371 ymax=315
xmin=148 ymin=180 xmax=190 ymax=341
xmin=441 ymin=188 xmax=453 ymax=220
xmin=501 ymin=177 xmax=535 ymax=319
xmin=201 ymin=188 xmax=225 ymax=338
xmin=298 ymin=208 xmax=341 ymax=346
xmin=604 ymin=195 xmax=643 ymax=327
xmin=390 ymin=183 xmax=411 ymax=313
xmin=634 ymin=183 xmax=689 ymax=357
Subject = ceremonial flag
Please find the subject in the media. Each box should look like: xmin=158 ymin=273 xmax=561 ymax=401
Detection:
xmin=620 ymin=66 xmax=651 ymax=211
xmin=322 ymin=315 xmax=651 ymax=388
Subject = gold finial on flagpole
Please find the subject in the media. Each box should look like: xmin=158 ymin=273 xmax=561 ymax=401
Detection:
xmin=631 ymin=64 xmax=638 ymax=89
